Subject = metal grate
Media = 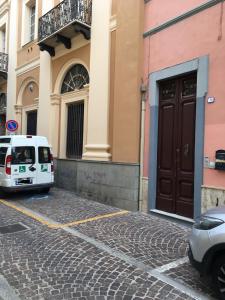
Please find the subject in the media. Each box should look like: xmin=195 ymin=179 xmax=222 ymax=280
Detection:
xmin=61 ymin=64 xmax=89 ymax=94
xmin=38 ymin=0 xmax=92 ymax=42
xmin=0 ymin=52 xmax=8 ymax=73
xmin=0 ymin=223 xmax=28 ymax=234
xmin=66 ymin=101 xmax=84 ymax=159
xmin=27 ymin=110 xmax=37 ymax=135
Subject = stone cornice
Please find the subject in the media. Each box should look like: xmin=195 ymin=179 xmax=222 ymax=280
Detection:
xmin=50 ymin=94 xmax=61 ymax=105
xmin=0 ymin=0 xmax=10 ymax=17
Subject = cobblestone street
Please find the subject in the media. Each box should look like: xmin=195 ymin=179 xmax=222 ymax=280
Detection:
xmin=0 ymin=188 xmax=216 ymax=300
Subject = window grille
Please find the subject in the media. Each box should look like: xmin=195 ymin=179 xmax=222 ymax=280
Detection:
xmin=61 ymin=64 xmax=89 ymax=94
xmin=66 ymin=102 xmax=84 ymax=159
xmin=27 ymin=110 xmax=37 ymax=135
xmin=1 ymin=29 xmax=6 ymax=53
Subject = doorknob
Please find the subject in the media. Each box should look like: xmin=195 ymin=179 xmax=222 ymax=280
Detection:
xmin=184 ymin=144 xmax=189 ymax=156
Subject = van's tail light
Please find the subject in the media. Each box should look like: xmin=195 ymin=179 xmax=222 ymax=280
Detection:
xmin=50 ymin=154 xmax=54 ymax=172
xmin=5 ymin=155 xmax=12 ymax=175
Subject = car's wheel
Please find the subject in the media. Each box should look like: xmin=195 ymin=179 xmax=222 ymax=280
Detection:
xmin=213 ymin=255 xmax=225 ymax=299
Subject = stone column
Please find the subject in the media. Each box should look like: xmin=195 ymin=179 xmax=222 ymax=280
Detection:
xmin=37 ymin=0 xmax=54 ymax=138
xmin=83 ymin=0 xmax=112 ymax=161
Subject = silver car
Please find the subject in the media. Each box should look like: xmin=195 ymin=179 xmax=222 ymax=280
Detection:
xmin=189 ymin=206 xmax=225 ymax=299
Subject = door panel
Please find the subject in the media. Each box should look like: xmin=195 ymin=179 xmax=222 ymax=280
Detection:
xmin=36 ymin=147 xmax=52 ymax=184
xmin=156 ymin=74 xmax=197 ymax=218
xmin=11 ymin=146 xmax=37 ymax=186
xmin=156 ymin=80 xmax=177 ymax=213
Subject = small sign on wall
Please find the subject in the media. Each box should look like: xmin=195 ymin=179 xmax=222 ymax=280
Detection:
xmin=207 ymin=97 xmax=215 ymax=104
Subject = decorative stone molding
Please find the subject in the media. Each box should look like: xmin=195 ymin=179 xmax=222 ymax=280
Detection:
xmin=50 ymin=94 xmax=61 ymax=106
xmin=0 ymin=1 xmax=10 ymax=16
xmin=83 ymin=144 xmax=112 ymax=161
xmin=34 ymin=97 xmax=39 ymax=105
xmin=14 ymin=104 xmax=23 ymax=115
xmin=110 ymin=15 xmax=117 ymax=31
xmin=61 ymin=86 xmax=89 ymax=101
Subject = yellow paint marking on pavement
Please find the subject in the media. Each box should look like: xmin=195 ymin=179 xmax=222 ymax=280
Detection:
xmin=0 ymin=199 xmax=51 ymax=226
xmin=0 ymin=199 xmax=129 ymax=229
xmin=48 ymin=210 xmax=129 ymax=229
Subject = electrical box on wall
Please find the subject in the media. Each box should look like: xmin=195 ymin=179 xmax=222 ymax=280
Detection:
xmin=215 ymin=150 xmax=225 ymax=171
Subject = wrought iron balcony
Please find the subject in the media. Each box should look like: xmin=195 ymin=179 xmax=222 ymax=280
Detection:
xmin=38 ymin=0 xmax=92 ymax=56
xmin=0 ymin=52 xmax=8 ymax=81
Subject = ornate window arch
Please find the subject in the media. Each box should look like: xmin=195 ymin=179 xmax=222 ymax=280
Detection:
xmin=61 ymin=64 xmax=89 ymax=94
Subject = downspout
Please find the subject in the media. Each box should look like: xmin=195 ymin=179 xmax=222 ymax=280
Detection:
xmin=139 ymin=83 xmax=147 ymax=211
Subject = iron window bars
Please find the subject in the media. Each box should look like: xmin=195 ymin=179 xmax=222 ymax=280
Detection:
xmin=0 ymin=52 xmax=8 ymax=73
xmin=38 ymin=0 xmax=92 ymax=42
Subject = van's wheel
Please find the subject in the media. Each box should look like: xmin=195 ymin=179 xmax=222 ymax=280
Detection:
xmin=41 ymin=187 xmax=50 ymax=194
xmin=212 ymin=256 xmax=225 ymax=299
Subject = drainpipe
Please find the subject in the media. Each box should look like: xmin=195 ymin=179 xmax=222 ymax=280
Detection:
xmin=139 ymin=83 xmax=147 ymax=211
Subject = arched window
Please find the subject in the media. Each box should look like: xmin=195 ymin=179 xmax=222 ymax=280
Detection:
xmin=61 ymin=64 xmax=89 ymax=94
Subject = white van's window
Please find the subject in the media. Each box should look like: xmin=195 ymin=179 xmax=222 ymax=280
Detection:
xmin=0 ymin=147 xmax=7 ymax=166
xmin=38 ymin=147 xmax=51 ymax=163
xmin=0 ymin=138 xmax=11 ymax=143
xmin=12 ymin=147 xmax=35 ymax=165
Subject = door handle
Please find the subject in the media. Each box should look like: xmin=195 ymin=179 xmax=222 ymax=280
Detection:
xmin=29 ymin=166 xmax=36 ymax=172
xmin=184 ymin=144 xmax=189 ymax=157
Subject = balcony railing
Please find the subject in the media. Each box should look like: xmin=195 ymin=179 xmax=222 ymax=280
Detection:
xmin=0 ymin=52 xmax=8 ymax=74
xmin=38 ymin=0 xmax=92 ymax=42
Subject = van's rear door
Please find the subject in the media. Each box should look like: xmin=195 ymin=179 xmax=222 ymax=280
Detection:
xmin=11 ymin=146 xmax=37 ymax=186
xmin=36 ymin=147 xmax=52 ymax=184
xmin=0 ymin=147 xmax=8 ymax=182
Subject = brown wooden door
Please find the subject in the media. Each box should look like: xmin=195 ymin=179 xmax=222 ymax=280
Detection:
xmin=156 ymin=74 xmax=197 ymax=218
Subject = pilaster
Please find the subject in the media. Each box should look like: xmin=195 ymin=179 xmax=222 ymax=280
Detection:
xmin=37 ymin=0 xmax=54 ymax=138
xmin=83 ymin=0 xmax=112 ymax=161
xmin=6 ymin=0 xmax=18 ymax=121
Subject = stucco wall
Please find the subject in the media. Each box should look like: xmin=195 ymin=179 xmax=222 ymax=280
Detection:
xmin=145 ymin=0 xmax=209 ymax=30
xmin=22 ymin=81 xmax=39 ymax=106
xmin=52 ymin=44 xmax=90 ymax=93
xmin=17 ymin=43 xmax=40 ymax=68
xmin=17 ymin=0 xmax=41 ymax=68
xmin=143 ymin=2 xmax=225 ymax=190
xmin=111 ymin=0 xmax=144 ymax=163
xmin=16 ymin=67 xmax=40 ymax=101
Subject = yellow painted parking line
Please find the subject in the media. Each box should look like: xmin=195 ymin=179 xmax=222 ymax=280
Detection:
xmin=48 ymin=210 xmax=129 ymax=229
xmin=0 ymin=199 xmax=129 ymax=229
xmin=0 ymin=199 xmax=51 ymax=226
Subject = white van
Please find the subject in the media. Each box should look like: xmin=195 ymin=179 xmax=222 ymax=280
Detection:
xmin=0 ymin=135 xmax=54 ymax=193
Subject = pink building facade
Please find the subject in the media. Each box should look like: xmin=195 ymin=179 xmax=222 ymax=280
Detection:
xmin=142 ymin=0 xmax=225 ymax=220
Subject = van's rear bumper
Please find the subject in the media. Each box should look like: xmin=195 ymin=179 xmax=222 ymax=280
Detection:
xmin=1 ymin=183 xmax=54 ymax=192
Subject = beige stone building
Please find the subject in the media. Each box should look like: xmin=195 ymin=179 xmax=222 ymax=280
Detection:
xmin=1 ymin=0 xmax=144 ymax=210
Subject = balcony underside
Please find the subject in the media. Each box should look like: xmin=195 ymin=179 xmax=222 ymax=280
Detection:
xmin=38 ymin=21 xmax=91 ymax=57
